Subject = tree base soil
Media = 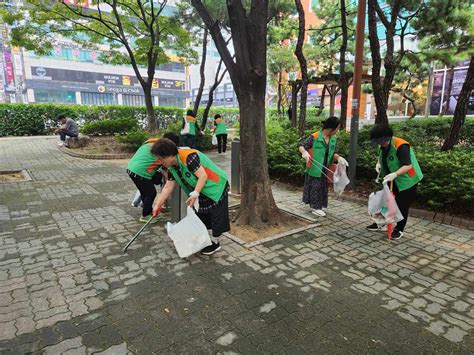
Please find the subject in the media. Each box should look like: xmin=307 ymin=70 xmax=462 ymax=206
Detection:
xmin=0 ymin=171 xmax=25 ymax=182
xmin=72 ymin=136 xmax=131 ymax=155
xmin=229 ymin=208 xmax=310 ymax=243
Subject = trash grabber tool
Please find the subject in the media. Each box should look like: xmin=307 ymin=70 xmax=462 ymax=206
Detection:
xmin=386 ymin=181 xmax=395 ymax=241
xmin=308 ymin=157 xmax=334 ymax=183
xmin=123 ymin=209 xmax=160 ymax=252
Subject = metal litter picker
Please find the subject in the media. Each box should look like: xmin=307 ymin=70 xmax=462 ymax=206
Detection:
xmin=123 ymin=209 xmax=160 ymax=252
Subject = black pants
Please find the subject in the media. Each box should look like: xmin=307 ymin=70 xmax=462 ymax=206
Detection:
xmin=217 ymin=134 xmax=227 ymax=153
xmin=128 ymin=172 xmax=157 ymax=217
xmin=59 ymin=130 xmax=78 ymax=141
xmin=196 ymin=192 xmax=230 ymax=238
xmin=181 ymin=134 xmax=196 ymax=148
xmin=393 ymin=184 xmax=417 ymax=232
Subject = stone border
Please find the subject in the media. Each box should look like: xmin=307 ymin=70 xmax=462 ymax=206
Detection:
xmin=223 ymin=205 xmax=320 ymax=248
xmin=335 ymin=193 xmax=474 ymax=230
xmin=0 ymin=169 xmax=33 ymax=184
xmin=59 ymin=146 xmax=133 ymax=160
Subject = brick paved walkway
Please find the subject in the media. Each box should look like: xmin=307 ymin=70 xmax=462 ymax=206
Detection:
xmin=0 ymin=136 xmax=473 ymax=354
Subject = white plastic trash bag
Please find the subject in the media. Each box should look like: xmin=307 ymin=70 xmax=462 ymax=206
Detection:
xmin=211 ymin=134 xmax=218 ymax=145
xmin=333 ymin=162 xmax=350 ymax=196
xmin=131 ymin=190 xmax=142 ymax=208
xmin=166 ymin=207 xmax=211 ymax=258
xmin=368 ymin=183 xmax=404 ymax=224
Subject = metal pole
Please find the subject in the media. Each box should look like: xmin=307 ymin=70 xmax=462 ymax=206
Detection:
xmin=170 ymin=187 xmax=187 ymax=223
xmin=347 ymin=0 xmax=367 ymax=189
xmin=231 ymin=138 xmax=241 ymax=194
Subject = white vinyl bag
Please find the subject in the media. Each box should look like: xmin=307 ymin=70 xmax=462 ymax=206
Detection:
xmin=166 ymin=207 xmax=211 ymax=258
xmin=368 ymin=183 xmax=404 ymax=224
xmin=333 ymin=162 xmax=350 ymax=196
xmin=211 ymin=134 xmax=218 ymax=145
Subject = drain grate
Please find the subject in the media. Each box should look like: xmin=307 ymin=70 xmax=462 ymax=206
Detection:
xmin=0 ymin=170 xmax=33 ymax=183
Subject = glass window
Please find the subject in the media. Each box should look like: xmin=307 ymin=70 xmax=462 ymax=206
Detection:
xmin=123 ymin=94 xmax=145 ymax=106
xmin=159 ymin=97 xmax=184 ymax=107
xmin=81 ymin=92 xmax=117 ymax=105
xmin=34 ymin=89 xmax=76 ymax=104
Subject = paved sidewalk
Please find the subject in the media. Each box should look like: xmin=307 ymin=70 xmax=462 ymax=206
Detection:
xmin=0 ymin=136 xmax=473 ymax=354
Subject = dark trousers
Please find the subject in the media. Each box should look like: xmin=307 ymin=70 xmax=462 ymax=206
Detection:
xmin=181 ymin=134 xmax=196 ymax=148
xmin=393 ymin=184 xmax=417 ymax=232
xmin=128 ymin=172 xmax=157 ymax=217
xmin=217 ymin=134 xmax=227 ymax=153
xmin=59 ymin=130 xmax=78 ymax=141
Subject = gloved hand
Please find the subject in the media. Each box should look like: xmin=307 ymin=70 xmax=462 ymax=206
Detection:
xmin=383 ymin=172 xmax=397 ymax=183
xmin=375 ymin=161 xmax=381 ymax=173
xmin=338 ymin=156 xmax=349 ymax=167
xmin=152 ymin=206 xmax=161 ymax=217
xmin=301 ymin=150 xmax=311 ymax=163
xmin=186 ymin=190 xmax=200 ymax=210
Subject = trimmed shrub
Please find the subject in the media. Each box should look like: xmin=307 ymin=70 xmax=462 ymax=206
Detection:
xmin=81 ymin=117 xmax=139 ymax=135
xmin=115 ymin=130 xmax=150 ymax=151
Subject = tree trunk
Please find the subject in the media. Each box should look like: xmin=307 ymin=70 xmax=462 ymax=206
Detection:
xmin=295 ymin=0 xmax=308 ymax=136
xmin=277 ymin=70 xmax=282 ymax=115
xmin=236 ymin=87 xmax=281 ymax=226
xmin=202 ymin=60 xmax=227 ymax=129
xmin=338 ymin=0 xmax=349 ymax=129
xmin=143 ymin=84 xmax=157 ymax=131
xmin=191 ymin=0 xmax=282 ymax=228
xmin=367 ymin=0 xmax=387 ymax=125
xmin=403 ymin=94 xmax=416 ymax=119
xmin=193 ymin=28 xmax=208 ymax=116
xmin=316 ymin=85 xmax=326 ymax=116
xmin=441 ymin=56 xmax=474 ymax=151
xmin=441 ymin=67 xmax=454 ymax=116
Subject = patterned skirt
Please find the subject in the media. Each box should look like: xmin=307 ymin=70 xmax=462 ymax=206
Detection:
xmin=302 ymin=174 xmax=328 ymax=210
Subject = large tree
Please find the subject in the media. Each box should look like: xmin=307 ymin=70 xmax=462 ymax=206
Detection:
xmin=4 ymin=0 xmax=194 ymax=131
xmin=191 ymin=0 xmax=283 ymax=227
xmin=294 ymin=0 xmax=308 ymax=135
xmin=310 ymin=0 xmax=356 ymax=129
xmin=367 ymin=0 xmax=419 ymax=126
xmin=413 ymin=0 xmax=474 ymax=150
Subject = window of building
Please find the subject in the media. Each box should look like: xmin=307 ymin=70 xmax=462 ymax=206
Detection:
xmin=123 ymin=94 xmax=146 ymax=106
xmin=81 ymin=92 xmax=117 ymax=105
xmin=159 ymin=97 xmax=185 ymax=107
xmin=34 ymin=89 xmax=76 ymax=104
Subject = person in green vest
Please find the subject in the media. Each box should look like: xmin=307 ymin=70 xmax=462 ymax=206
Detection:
xmin=180 ymin=109 xmax=198 ymax=148
xmin=127 ymin=132 xmax=179 ymax=223
xmin=298 ymin=117 xmax=349 ymax=217
xmin=151 ymin=138 xmax=230 ymax=255
xmin=367 ymin=124 xmax=423 ymax=240
xmin=212 ymin=114 xmax=228 ymax=155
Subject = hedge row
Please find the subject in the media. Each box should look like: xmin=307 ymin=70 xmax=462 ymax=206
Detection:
xmin=266 ymin=119 xmax=474 ymax=215
xmin=0 ymin=103 xmax=240 ymax=137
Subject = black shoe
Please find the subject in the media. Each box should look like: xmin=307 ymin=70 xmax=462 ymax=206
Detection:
xmin=366 ymin=223 xmax=380 ymax=231
xmin=391 ymin=230 xmax=404 ymax=240
xmin=201 ymin=242 xmax=221 ymax=255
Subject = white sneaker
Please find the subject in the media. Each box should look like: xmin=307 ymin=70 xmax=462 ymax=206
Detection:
xmin=311 ymin=209 xmax=326 ymax=217
xmin=322 ymin=207 xmax=328 ymax=211
xmin=57 ymin=141 xmax=65 ymax=147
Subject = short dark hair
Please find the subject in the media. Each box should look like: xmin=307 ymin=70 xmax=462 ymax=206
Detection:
xmin=322 ymin=116 xmax=340 ymax=130
xmin=186 ymin=109 xmax=194 ymax=117
xmin=151 ymin=138 xmax=178 ymax=158
xmin=162 ymin=132 xmax=180 ymax=146
xmin=370 ymin=125 xmax=393 ymax=141
xmin=214 ymin=114 xmax=221 ymax=119
xmin=56 ymin=114 xmax=66 ymax=121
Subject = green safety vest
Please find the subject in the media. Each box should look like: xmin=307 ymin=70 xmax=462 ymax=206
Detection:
xmin=305 ymin=131 xmax=336 ymax=178
xmin=184 ymin=115 xmax=197 ymax=136
xmin=168 ymin=148 xmax=228 ymax=202
xmin=215 ymin=118 xmax=227 ymax=135
xmin=379 ymin=136 xmax=423 ymax=191
xmin=127 ymin=143 xmax=161 ymax=180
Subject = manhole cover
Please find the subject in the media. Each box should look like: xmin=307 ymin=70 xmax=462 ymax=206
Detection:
xmin=0 ymin=170 xmax=33 ymax=183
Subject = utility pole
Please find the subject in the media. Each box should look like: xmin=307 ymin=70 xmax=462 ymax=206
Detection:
xmin=424 ymin=63 xmax=434 ymax=118
xmin=348 ymin=0 xmax=367 ymax=189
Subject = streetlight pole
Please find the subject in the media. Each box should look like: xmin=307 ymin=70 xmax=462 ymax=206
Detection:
xmin=348 ymin=0 xmax=367 ymax=189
